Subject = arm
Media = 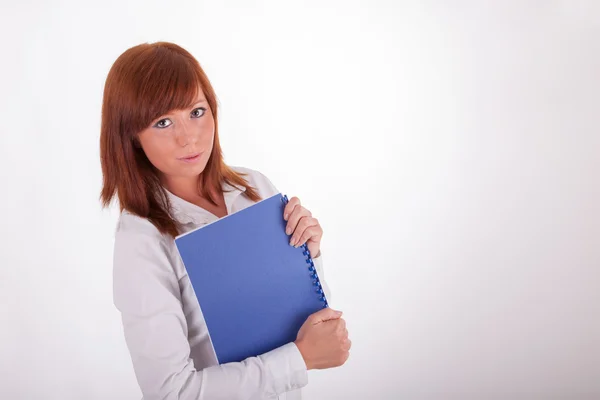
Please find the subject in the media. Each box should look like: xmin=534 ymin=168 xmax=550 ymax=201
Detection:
xmin=113 ymin=228 xmax=308 ymax=400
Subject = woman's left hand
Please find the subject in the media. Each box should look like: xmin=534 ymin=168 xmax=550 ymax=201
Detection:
xmin=284 ymin=196 xmax=322 ymax=258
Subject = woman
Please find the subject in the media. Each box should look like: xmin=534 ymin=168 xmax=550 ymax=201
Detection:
xmin=99 ymin=42 xmax=351 ymax=399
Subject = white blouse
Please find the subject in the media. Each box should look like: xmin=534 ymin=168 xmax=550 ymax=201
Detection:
xmin=112 ymin=166 xmax=331 ymax=400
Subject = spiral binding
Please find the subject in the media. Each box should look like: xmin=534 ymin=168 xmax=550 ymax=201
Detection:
xmin=282 ymin=194 xmax=328 ymax=308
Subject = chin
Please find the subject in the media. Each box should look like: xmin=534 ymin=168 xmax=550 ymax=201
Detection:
xmin=182 ymin=161 xmax=208 ymax=176
xmin=179 ymin=166 xmax=205 ymax=177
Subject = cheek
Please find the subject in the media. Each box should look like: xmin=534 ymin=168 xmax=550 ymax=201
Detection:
xmin=142 ymin=140 xmax=176 ymax=171
xmin=202 ymin=120 xmax=215 ymax=144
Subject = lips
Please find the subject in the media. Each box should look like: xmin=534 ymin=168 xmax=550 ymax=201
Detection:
xmin=179 ymin=153 xmax=201 ymax=160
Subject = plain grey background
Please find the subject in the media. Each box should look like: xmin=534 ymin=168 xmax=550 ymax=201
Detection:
xmin=1 ymin=1 xmax=598 ymax=399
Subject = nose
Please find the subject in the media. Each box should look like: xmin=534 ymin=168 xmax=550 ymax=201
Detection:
xmin=175 ymin=119 xmax=199 ymax=147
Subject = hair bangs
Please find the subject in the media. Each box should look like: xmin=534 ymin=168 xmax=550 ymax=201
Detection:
xmin=128 ymin=47 xmax=203 ymax=136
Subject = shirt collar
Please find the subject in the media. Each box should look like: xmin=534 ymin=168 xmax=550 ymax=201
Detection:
xmin=163 ymin=180 xmax=246 ymax=225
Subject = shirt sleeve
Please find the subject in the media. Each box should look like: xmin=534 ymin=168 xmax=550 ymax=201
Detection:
xmin=113 ymin=228 xmax=308 ymax=400
xmin=311 ymin=252 xmax=331 ymax=303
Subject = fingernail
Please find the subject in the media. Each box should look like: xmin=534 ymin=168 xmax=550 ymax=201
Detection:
xmin=289 ymin=239 xmax=295 ymax=246
xmin=285 ymin=227 xmax=291 ymax=235
xmin=284 ymin=213 xmax=289 ymax=221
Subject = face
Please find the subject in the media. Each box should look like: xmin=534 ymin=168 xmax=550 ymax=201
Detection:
xmin=136 ymin=93 xmax=215 ymax=191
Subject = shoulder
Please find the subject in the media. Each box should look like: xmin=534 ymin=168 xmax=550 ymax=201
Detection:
xmin=230 ymin=165 xmax=280 ymax=197
xmin=112 ymin=210 xmax=179 ymax=278
xmin=114 ymin=210 xmax=168 ymax=249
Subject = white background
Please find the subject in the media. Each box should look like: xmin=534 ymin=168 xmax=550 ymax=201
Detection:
xmin=1 ymin=1 xmax=599 ymax=399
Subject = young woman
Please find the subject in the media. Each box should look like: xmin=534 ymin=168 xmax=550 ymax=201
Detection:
xmin=99 ymin=42 xmax=351 ymax=399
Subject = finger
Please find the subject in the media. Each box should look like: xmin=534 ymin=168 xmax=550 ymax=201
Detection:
xmin=293 ymin=223 xmax=322 ymax=248
xmin=290 ymin=217 xmax=320 ymax=247
xmin=286 ymin=206 xmax=311 ymax=236
xmin=293 ymin=220 xmax=321 ymax=247
xmin=342 ymin=338 xmax=352 ymax=351
xmin=295 ymin=216 xmax=318 ymax=232
xmin=308 ymin=307 xmax=343 ymax=324
xmin=342 ymin=351 xmax=350 ymax=363
xmin=283 ymin=196 xmax=301 ymax=221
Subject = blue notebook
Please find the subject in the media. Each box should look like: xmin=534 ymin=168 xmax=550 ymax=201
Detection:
xmin=174 ymin=193 xmax=328 ymax=364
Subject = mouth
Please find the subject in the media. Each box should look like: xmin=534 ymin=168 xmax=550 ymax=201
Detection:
xmin=178 ymin=152 xmax=202 ymax=162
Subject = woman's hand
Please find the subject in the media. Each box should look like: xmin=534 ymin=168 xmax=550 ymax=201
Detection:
xmin=283 ymin=196 xmax=323 ymax=258
xmin=294 ymin=307 xmax=351 ymax=370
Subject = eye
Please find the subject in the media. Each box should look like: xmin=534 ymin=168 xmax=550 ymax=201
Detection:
xmin=192 ymin=107 xmax=207 ymax=118
xmin=154 ymin=119 xmax=172 ymax=129
xmin=152 ymin=107 xmax=206 ymax=129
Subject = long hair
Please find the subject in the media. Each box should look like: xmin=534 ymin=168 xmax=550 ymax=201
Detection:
xmin=99 ymin=42 xmax=261 ymax=238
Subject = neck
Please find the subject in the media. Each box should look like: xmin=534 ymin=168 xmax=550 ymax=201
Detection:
xmin=162 ymin=174 xmax=202 ymax=200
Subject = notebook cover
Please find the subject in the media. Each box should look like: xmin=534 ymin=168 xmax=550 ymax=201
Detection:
xmin=174 ymin=193 xmax=326 ymax=364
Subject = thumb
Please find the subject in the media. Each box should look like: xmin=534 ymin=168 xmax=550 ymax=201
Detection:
xmin=309 ymin=307 xmax=343 ymax=324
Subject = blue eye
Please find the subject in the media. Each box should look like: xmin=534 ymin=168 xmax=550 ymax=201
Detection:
xmin=153 ymin=107 xmax=207 ymax=129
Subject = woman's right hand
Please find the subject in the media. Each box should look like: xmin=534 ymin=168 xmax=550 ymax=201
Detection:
xmin=294 ymin=308 xmax=351 ymax=370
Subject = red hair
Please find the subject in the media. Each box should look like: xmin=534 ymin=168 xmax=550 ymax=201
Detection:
xmin=99 ymin=41 xmax=261 ymax=238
